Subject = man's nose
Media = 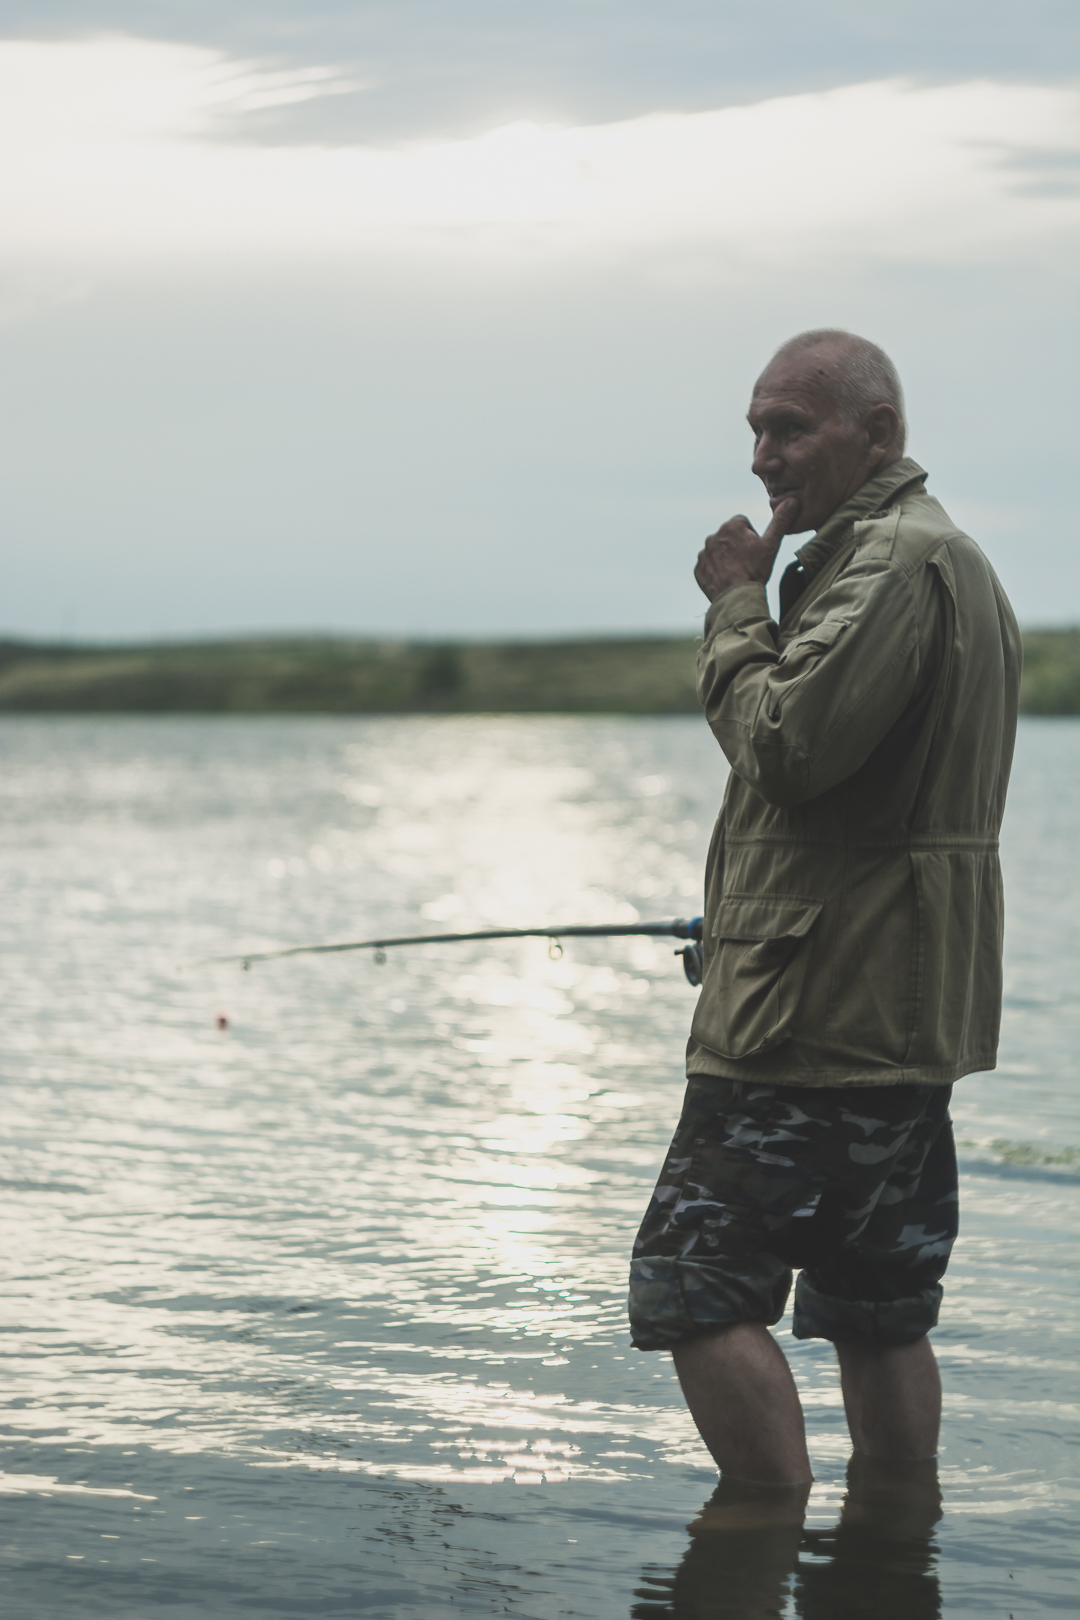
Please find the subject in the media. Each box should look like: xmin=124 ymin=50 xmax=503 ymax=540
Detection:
xmin=752 ymin=434 xmax=782 ymax=478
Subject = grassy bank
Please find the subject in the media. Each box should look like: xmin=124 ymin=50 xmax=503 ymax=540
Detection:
xmin=1016 ymin=629 xmax=1080 ymax=715
xmin=0 ymin=629 xmax=1076 ymax=715
xmin=0 ymin=635 xmax=702 ymax=715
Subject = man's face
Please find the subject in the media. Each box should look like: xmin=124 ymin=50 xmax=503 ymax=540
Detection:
xmin=747 ymin=350 xmax=880 ymax=534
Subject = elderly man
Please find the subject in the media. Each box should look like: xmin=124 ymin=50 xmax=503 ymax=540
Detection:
xmin=628 ymin=329 xmax=1021 ymax=1487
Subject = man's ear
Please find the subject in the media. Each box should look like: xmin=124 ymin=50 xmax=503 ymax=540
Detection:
xmin=865 ymin=403 xmax=901 ymax=464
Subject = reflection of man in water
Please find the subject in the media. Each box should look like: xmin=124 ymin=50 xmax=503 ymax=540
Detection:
xmin=628 ymin=330 xmax=1021 ymax=1487
xmin=633 ymin=1457 xmax=943 ymax=1620
xmin=633 ymin=1457 xmax=943 ymax=1619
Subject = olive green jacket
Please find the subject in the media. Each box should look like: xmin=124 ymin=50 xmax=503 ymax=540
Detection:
xmin=687 ymin=458 xmax=1022 ymax=1087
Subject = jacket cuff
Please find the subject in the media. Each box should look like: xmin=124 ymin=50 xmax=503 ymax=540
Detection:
xmin=703 ymin=582 xmax=771 ymax=640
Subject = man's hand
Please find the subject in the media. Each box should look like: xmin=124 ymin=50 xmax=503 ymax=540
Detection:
xmin=694 ymin=497 xmax=797 ymax=603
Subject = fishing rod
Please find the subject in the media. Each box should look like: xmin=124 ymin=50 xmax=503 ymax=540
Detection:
xmin=198 ymin=917 xmax=706 ymax=984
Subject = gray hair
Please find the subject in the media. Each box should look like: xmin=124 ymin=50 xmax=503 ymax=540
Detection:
xmin=771 ymin=328 xmax=906 ymax=450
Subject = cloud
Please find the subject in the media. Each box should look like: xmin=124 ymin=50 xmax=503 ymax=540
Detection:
xmin=0 ymin=35 xmax=1076 ymax=278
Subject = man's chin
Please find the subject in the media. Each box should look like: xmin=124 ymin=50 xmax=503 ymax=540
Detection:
xmin=769 ymin=495 xmax=809 ymax=533
xmin=775 ymin=507 xmax=813 ymax=535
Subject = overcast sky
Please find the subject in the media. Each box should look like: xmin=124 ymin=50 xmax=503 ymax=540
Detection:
xmin=1 ymin=1 xmax=1077 ymax=640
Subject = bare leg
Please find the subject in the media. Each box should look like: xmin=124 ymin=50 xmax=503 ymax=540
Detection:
xmin=672 ymin=1323 xmax=813 ymax=1485
xmin=835 ymin=1335 xmax=941 ymax=1459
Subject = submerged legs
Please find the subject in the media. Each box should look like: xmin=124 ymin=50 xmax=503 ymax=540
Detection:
xmin=672 ymin=1324 xmax=941 ymax=1484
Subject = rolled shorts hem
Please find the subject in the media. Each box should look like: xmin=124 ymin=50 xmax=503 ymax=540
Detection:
xmin=791 ymin=1275 xmax=943 ymax=1346
xmin=628 ymin=1259 xmax=944 ymax=1351
xmin=627 ymin=1256 xmax=792 ymax=1352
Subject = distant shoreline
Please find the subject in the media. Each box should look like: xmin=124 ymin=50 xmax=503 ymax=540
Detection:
xmin=0 ymin=629 xmax=1077 ymax=715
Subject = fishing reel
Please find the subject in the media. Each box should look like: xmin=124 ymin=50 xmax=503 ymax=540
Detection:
xmin=672 ymin=916 xmax=704 ymax=987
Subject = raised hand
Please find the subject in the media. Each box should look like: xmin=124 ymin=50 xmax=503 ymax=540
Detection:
xmin=694 ymin=497 xmax=798 ymax=603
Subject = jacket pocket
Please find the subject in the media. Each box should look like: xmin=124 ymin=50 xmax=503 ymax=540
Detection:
xmin=768 ymin=616 xmax=852 ymax=720
xmin=695 ymin=894 xmax=824 ymax=1059
xmin=777 ymin=615 xmax=851 ymax=663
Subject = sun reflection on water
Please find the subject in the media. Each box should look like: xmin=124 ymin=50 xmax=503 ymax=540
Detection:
xmin=0 ymin=716 xmax=1076 ymax=1615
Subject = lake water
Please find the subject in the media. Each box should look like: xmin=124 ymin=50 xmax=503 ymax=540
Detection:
xmin=0 ymin=714 xmax=1076 ymax=1619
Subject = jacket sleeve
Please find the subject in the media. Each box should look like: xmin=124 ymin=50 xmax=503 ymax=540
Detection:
xmin=697 ymin=552 xmax=922 ymax=807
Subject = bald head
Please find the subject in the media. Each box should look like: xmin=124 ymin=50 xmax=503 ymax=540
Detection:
xmin=747 ymin=330 xmax=908 ymax=533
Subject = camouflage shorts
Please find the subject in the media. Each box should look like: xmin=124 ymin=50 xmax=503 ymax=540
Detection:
xmin=629 ymin=1076 xmax=957 ymax=1350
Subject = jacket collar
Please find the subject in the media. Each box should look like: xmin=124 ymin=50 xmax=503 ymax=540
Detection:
xmin=794 ymin=457 xmax=927 ymax=582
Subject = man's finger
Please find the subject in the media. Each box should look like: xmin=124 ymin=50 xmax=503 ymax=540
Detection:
xmin=761 ymin=495 xmax=798 ymax=550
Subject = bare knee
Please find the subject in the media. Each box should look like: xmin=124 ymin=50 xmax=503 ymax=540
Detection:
xmin=836 ymin=1334 xmax=937 ymax=1377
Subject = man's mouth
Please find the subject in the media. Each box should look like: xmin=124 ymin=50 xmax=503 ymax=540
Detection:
xmin=768 ymin=490 xmax=800 ymax=511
